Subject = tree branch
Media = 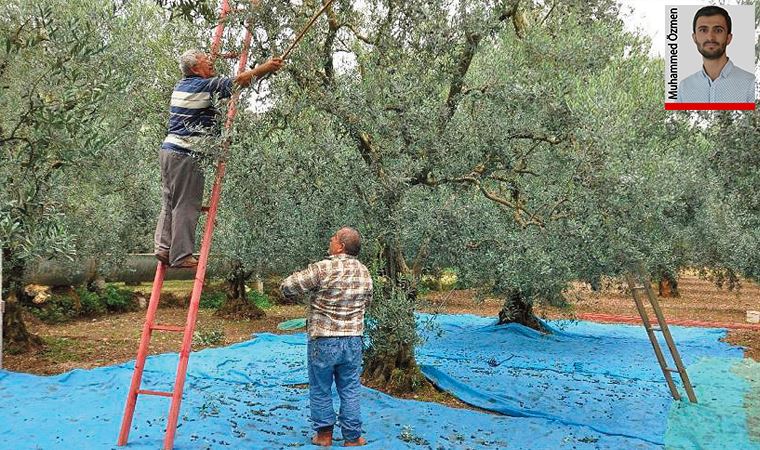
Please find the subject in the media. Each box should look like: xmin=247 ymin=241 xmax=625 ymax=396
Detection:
xmin=539 ymin=1 xmax=557 ymax=27
xmin=508 ymin=132 xmax=563 ymax=145
xmin=344 ymin=23 xmax=375 ymax=46
xmin=439 ymin=30 xmax=482 ymax=129
xmin=321 ymin=0 xmax=339 ymax=86
xmin=439 ymin=1 xmax=520 ymax=131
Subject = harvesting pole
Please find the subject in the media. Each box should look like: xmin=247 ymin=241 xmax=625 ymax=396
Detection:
xmin=280 ymin=0 xmax=336 ymax=60
xmin=253 ymin=0 xmax=335 ymax=89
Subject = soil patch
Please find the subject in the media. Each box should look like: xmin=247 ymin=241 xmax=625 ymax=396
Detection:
xmin=4 ymin=303 xmax=307 ymax=375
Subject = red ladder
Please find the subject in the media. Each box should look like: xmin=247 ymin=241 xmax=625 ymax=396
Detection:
xmin=117 ymin=1 xmax=252 ymax=448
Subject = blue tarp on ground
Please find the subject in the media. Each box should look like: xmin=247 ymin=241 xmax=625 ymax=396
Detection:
xmin=416 ymin=314 xmax=756 ymax=449
xmin=0 ymin=314 xmax=754 ymax=449
xmin=664 ymin=357 xmax=760 ymax=449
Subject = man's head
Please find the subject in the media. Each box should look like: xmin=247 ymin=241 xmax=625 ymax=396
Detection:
xmin=329 ymin=227 xmax=361 ymax=256
xmin=179 ymin=49 xmax=215 ymax=78
xmin=692 ymin=6 xmax=732 ymax=60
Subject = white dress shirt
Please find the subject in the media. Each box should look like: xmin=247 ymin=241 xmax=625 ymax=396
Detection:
xmin=677 ymin=59 xmax=755 ymax=103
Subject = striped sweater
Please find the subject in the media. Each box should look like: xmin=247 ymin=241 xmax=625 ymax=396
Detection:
xmin=161 ymin=75 xmax=233 ymax=155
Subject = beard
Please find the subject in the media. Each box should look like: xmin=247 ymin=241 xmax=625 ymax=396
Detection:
xmin=697 ymin=41 xmax=726 ymax=60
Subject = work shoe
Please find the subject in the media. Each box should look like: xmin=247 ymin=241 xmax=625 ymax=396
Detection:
xmin=155 ymin=250 xmax=170 ymax=265
xmin=171 ymin=255 xmax=198 ymax=269
xmin=343 ymin=436 xmax=366 ymax=447
xmin=311 ymin=427 xmax=333 ymax=447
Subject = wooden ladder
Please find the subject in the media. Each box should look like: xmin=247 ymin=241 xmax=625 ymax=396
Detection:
xmin=625 ymin=269 xmax=698 ymax=403
xmin=116 ymin=1 xmax=252 ymax=448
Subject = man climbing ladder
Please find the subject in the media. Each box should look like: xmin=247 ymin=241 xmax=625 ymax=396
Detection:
xmin=118 ymin=1 xmax=282 ymax=448
xmin=118 ymin=0 xmax=338 ymax=447
xmin=154 ymin=51 xmax=283 ymax=268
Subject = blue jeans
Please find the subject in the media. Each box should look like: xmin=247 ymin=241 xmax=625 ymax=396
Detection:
xmin=307 ymin=336 xmax=363 ymax=441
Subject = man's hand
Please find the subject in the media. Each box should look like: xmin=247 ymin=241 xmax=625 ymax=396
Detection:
xmin=235 ymin=57 xmax=285 ymax=87
xmin=260 ymin=57 xmax=284 ymax=75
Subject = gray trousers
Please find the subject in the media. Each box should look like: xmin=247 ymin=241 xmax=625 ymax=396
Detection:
xmin=154 ymin=150 xmax=204 ymax=265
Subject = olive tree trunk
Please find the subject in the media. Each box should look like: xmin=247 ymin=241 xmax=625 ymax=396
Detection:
xmin=497 ymin=290 xmax=548 ymax=333
xmin=658 ymin=271 xmax=680 ymax=298
xmin=363 ymin=240 xmax=426 ymax=394
xmin=2 ymin=250 xmax=43 ymax=354
xmin=216 ymin=259 xmax=265 ymax=320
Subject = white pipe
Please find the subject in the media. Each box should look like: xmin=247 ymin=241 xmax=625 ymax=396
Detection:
xmin=23 ymin=254 xmax=231 ymax=285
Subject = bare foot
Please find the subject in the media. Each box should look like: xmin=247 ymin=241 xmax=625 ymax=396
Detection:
xmin=343 ymin=436 xmax=367 ymax=447
xmin=311 ymin=429 xmax=333 ymax=447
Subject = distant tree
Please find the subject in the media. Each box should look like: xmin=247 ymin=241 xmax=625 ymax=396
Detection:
xmin=691 ymin=108 xmax=760 ymax=286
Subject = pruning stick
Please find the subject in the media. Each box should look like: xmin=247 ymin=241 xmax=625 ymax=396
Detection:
xmin=281 ymin=0 xmax=336 ymax=60
xmin=254 ymin=0 xmax=336 ymax=90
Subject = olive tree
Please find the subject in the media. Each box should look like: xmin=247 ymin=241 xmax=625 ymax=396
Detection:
xmin=0 ymin=0 xmax=198 ymax=352
xmin=220 ymin=0 xmax=630 ymax=390
xmin=690 ymin=109 xmax=760 ymax=286
xmin=1 ymin=0 xmax=126 ymax=351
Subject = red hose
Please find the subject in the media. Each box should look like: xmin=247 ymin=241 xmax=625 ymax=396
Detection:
xmin=578 ymin=313 xmax=760 ymax=330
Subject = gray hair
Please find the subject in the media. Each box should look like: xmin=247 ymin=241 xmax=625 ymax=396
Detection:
xmin=179 ymin=48 xmax=205 ymax=76
xmin=338 ymin=227 xmax=361 ymax=256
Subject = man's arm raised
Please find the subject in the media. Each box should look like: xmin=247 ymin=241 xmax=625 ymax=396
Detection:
xmin=234 ymin=57 xmax=284 ymax=87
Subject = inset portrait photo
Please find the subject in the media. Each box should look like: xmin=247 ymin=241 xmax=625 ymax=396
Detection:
xmin=664 ymin=4 xmax=756 ymax=110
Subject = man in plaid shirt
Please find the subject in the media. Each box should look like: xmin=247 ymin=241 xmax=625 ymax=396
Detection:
xmin=281 ymin=227 xmax=373 ymax=447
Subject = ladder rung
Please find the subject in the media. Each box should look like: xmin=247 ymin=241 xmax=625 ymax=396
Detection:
xmin=137 ymin=389 xmax=173 ymax=398
xmin=665 ymin=367 xmax=680 ymax=373
xmin=220 ymin=52 xmax=240 ymax=59
xmin=649 ymin=326 xmax=662 ymax=332
xmin=151 ymin=324 xmax=185 ymax=332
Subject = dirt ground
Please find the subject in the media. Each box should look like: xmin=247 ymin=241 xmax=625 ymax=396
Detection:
xmin=4 ymin=273 xmax=758 ymax=377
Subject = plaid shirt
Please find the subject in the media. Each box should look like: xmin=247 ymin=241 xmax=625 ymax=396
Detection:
xmin=281 ymin=254 xmax=373 ymax=338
